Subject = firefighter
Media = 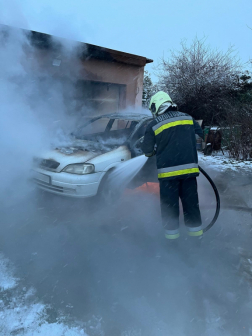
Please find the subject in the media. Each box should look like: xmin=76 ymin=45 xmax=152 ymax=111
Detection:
xmin=141 ymin=91 xmax=204 ymax=239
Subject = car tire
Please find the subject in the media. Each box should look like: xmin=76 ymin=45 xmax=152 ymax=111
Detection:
xmin=96 ymin=170 xmax=123 ymax=206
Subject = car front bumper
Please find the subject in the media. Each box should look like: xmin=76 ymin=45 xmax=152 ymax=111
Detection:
xmin=31 ymin=168 xmax=104 ymax=198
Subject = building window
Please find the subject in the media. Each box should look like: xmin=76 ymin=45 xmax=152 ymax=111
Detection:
xmin=75 ymin=80 xmax=126 ymax=116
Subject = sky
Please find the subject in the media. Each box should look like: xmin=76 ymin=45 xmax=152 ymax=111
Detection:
xmin=0 ymin=0 xmax=252 ymax=80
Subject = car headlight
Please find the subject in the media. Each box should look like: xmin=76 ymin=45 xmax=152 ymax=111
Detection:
xmin=62 ymin=163 xmax=95 ymax=175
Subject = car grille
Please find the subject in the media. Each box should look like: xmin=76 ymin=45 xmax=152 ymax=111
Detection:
xmin=34 ymin=158 xmax=60 ymax=172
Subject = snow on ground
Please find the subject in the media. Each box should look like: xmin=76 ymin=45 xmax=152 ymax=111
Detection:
xmin=0 ymin=253 xmax=17 ymax=291
xmin=0 ymin=253 xmax=88 ymax=336
xmin=198 ymin=152 xmax=252 ymax=172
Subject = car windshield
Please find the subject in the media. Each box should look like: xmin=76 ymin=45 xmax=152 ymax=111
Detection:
xmin=74 ymin=117 xmax=138 ymax=146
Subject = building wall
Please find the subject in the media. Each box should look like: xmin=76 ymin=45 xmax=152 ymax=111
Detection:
xmin=80 ymin=59 xmax=144 ymax=108
xmin=31 ymin=48 xmax=145 ymax=114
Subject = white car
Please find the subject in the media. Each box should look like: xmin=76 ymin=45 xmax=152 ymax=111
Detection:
xmin=32 ymin=113 xmax=156 ymax=199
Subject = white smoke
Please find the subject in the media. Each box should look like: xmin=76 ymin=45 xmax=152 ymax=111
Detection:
xmin=0 ymin=0 xmax=89 ymax=42
xmin=0 ymin=26 xmax=82 ymax=203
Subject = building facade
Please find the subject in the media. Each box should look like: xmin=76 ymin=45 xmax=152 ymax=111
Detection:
xmin=29 ymin=30 xmax=152 ymax=116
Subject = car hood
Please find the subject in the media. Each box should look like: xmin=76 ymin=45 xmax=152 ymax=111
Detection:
xmin=34 ymin=139 xmax=118 ymax=172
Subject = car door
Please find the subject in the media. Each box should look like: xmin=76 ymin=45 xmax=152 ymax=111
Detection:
xmin=128 ymin=120 xmax=158 ymax=188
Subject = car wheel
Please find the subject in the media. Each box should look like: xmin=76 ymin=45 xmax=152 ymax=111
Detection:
xmin=97 ymin=171 xmax=123 ymax=206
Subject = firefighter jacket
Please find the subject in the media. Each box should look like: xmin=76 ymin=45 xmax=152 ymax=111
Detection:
xmin=141 ymin=110 xmax=204 ymax=180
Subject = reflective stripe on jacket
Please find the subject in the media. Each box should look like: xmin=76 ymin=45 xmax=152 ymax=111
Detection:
xmin=152 ymin=116 xmax=193 ymax=135
xmin=157 ymin=163 xmax=200 ymax=179
xmin=141 ymin=110 xmax=203 ymax=180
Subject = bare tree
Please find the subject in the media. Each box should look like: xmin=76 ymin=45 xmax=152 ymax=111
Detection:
xmin=217 ymin=100 xmax=252 ymax=160
xmin=142 ymin=71 xmax=154 ymax=108
xmin=156 ymin=38 xmax=240 ymax=123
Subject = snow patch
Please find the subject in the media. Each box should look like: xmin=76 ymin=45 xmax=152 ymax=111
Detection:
xmin=0 ymin=254 xmax=88 ymax=336
xmin=198 ymin=152 xmax=252 ymax=172
xmin=0 ymin=253 xmax=17 ymax=291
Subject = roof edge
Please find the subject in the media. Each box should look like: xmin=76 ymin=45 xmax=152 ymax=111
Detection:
xmin=0 ymin=25 xmax=153 ymax=67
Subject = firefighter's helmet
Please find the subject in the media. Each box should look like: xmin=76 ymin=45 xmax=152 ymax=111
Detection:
xmin=149 ymin=91 xmax=173 ymax=116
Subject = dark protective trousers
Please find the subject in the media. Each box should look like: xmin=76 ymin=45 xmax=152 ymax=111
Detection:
xmin=159 ymin=177 xmax=202 ymax=231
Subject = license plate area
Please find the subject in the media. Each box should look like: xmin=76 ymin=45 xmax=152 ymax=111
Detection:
xmin=33 ymin=171 xmax=51 ymax=184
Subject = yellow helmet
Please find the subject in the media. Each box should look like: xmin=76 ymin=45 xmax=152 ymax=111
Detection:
xmin=149 ymin=91 xmax=173 ymax=115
